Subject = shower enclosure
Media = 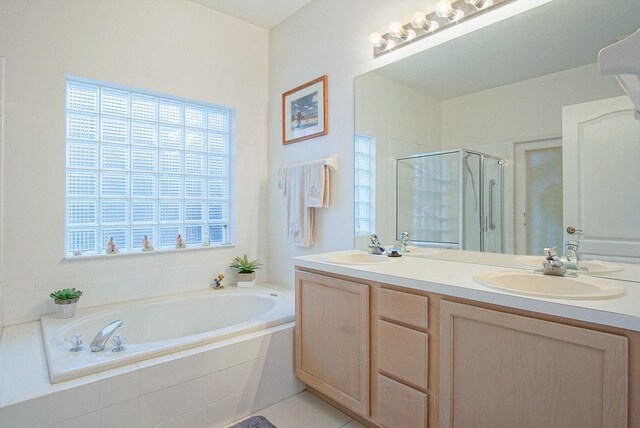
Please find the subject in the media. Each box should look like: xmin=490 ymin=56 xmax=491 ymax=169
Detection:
xmin=396 ymin=149 xmax=504 ymax=253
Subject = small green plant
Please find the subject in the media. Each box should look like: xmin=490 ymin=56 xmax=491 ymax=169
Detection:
xmin=49 ymin=288 xmax=83 ymax=301
xmin=230 ymin=254 xmax=262 ymax=273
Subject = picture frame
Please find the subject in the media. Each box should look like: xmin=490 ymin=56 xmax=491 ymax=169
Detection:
xmin=282 ymin=75 xmax=328 ymax=145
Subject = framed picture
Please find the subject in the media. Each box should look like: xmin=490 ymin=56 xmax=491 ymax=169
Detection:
xmin=282 ymin=75 xmax=328 ymax=145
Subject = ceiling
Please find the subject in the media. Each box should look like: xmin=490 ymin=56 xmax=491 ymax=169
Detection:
xmin=190 ymin=0 xmax=313 ymax=29
xmin=371 ymin=0 xmax=640 ymax=100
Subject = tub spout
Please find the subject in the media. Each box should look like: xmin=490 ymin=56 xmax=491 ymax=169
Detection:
xmin=90 ymin=320 xmax=123 ymax=352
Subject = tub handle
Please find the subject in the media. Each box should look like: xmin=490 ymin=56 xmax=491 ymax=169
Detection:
xmin=111 ymin=333 xmax=127 ymax=352
xmin=69 ymin=333 xmax=85 ymax=352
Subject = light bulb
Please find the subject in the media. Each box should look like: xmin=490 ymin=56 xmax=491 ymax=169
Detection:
xmin=465 ymin=0 xmax=494 ymax=8
xmin=388 ymin=21 xmax=407 ymax=39
xmin=368 ymin=32 xmax=387 ymax=48
xmin=435 ymin=0 xmax=465 ymax=20
xmin=411 ymin=12 xmax=427 ymax=29
xmin=411 ymin=11 xmax=439 ymax=32
xmin=435 ymin=0 xmax=454 ymax=18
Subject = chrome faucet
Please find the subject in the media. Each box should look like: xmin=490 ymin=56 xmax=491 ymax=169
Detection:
xmin=391 ymin=232 xmax=410 ymax=253
xmin=368 ymin=234 xmax=386 ymax=255
xmin=90 ymin=319 xmax=123 ymax=352
xmin=398 ymin=231 xmax=410 ymax=252
xmin=542 ymin=247 xmax=576 ymax=277
xmin=560 ymin=240 xmax=587 ymax=271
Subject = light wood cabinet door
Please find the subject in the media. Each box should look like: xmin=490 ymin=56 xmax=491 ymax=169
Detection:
xmin=440 ymin=301 xmax=628 ymax=428
xmin=295 ymin=271 xmax=370 ymax=417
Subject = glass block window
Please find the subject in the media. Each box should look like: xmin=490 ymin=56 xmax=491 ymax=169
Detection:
xmin=354 ymin=134 xmax=375 ymax=236
xmin=65 ymin=78 xmax=234 ymax=255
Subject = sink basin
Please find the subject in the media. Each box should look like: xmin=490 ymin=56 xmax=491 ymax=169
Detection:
xmin=320 ymin=252 xmax=403 ymax=265
xmin=474 ymin=271 xmax=626 ymax=299
xmin=517 ymin=256 xmax=623 ymax=274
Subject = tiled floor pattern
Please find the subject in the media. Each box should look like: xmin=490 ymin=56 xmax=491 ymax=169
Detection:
xmin=230 ymin=391 xmax=365 ymax=428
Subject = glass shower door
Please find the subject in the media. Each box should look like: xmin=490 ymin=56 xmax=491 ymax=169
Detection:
xmin=396 ymin=151 xmax=460 ymax=247
xmin=462 ymin=152 xmax=481 ymax=251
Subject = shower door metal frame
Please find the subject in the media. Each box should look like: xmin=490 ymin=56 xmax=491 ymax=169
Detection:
xmin=462 ymin=150 xmax=505 ymax=253
xmin=395 ymin=149 xmax=504 ymax=252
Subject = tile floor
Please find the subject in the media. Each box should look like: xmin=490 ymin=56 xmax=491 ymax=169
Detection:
xmin=230 ymin=391 xmax=365 ymax=428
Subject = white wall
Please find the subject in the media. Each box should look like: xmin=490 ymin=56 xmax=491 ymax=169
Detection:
xmin=441 ymin=63 xmax=623 ymax=149
xmin=266 ymin=0 xmax=550 ymax=286
xmin=0 ymin=0 xmax=269 ymax=326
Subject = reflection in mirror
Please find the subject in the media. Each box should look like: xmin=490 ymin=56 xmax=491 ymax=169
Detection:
xmin=397 ymin=149 xmax=505 ymax=253
xmin=354 ymin=0 xmax=640 ymax=280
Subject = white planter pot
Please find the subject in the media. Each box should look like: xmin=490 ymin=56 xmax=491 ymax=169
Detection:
xmin=237 ymin=272 xmax=256 ymax=288
xmin=54 ymin=298 xmax=79 ymax=319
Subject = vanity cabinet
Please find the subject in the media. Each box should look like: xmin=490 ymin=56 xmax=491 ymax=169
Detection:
xmin=375 ymin=288 xmax=430 ymax=428
xmin=294 ymin=268 xmax=637 ymax=428
xmin=439 ymin=301 xmax=628 ymax=428
xmin=294 ymin=271 xmax=370 ymax=417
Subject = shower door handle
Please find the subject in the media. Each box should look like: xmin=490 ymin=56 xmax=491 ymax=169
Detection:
xmin=488 ymin=179 xmax=496 ymax=230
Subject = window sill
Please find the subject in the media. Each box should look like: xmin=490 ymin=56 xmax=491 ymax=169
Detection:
xmin=63 ymin=243 xmax=236 ymax=261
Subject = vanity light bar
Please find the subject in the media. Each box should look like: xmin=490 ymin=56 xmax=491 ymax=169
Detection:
xmin=369 ymin=0 xmax=514 ymax=57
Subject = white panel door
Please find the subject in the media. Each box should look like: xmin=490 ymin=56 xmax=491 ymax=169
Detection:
xmin=563 ymin=95 xmax=640 ymax=262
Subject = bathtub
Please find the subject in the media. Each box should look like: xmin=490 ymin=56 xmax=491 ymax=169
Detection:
xmin=40 ymin=286 xmax=294 ymax=383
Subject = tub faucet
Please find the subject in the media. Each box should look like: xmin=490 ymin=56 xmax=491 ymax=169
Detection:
xmin=90 ymin=319 xmax=123 ymax=352
xmin=368 ymin=234 xmax=386 ymax=255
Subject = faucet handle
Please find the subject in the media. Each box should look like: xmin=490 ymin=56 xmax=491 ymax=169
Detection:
xmin=111 ymin=333 xmax=127 ymax=352
xmin=69 ymin=333 xmax=85 ymax=352
xmin=544 ymin=247 xmax=557 ymax=258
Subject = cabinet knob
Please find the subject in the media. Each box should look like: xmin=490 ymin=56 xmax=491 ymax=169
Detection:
xmin=566 ymin=226 xmax=583 ymax=235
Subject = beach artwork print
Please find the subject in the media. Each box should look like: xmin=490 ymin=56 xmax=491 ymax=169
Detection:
xmin=290 ymin=92 xmax=319 ymax=131
xmin=282 ymin=75 xmax=328 ymax=144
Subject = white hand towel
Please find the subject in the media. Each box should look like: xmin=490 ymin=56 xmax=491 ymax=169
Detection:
xmin=283 ymin=165 xmax=314 ymax=247
xmin=277 ymin=166 xmax=287 ymax=195
xmin=305 ymin=161 xmax=330 ymax=208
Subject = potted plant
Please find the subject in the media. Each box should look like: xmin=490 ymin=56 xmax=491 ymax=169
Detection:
xmin=50 ymin=288 xmax=83 ymax=319
xmin=230 ymin=254 xmax=262 ymax=288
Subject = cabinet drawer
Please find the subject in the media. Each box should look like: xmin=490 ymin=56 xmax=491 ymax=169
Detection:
xmin=378 ymin=288 xmax=428 ymax=329
xmin=378 ymin=320 xmax=428 ymax=390
xmin=377 ymin=374 xmax=427 ymax=428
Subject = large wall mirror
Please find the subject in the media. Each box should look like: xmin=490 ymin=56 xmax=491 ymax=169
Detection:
xmin=354 ymin=0 xmax=640 ymax=281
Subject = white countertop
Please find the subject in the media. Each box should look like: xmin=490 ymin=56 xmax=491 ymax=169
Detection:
xmin=294 ymin=250 xmax=640 ymax=332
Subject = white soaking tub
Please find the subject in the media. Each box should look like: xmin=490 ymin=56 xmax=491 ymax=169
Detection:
xmin=40 ymin=286 xmax=294 ymax=383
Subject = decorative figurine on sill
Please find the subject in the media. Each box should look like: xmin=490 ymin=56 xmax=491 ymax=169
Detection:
xmin=175 ymin=234 xmax=186 ymax=249
xmin=212 ymin=273 xmax=224 ymax=290
xmin=106 ymin=237 xmax=119 ymax=254
xmin=202 ymin=232 xmax=210 ymax=247
xmin=142 ymin=235 xmax=154 ymax=251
